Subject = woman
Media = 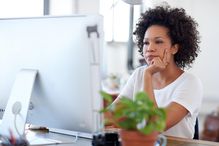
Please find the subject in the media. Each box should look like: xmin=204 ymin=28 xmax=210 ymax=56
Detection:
xmin=117 ymin=5 xmax=203 ymax=138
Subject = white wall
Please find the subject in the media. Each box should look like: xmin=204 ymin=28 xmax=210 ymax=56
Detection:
xmin=188 ymin=0 xmax=219 ymax=101
xmin=50 ymin=0 xmax=100 ymax=15
xmin=77 ymin=0 xmax=99 ymax=14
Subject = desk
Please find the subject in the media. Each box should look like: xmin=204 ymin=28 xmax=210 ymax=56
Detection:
xmin=167 ymin=136 xmax=219 ymax=146
xmin=3 ymin=130 xmax=219 ymax=146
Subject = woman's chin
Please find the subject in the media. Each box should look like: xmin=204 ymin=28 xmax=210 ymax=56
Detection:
xmin=145 ymin=60 xmax=151 ymax=65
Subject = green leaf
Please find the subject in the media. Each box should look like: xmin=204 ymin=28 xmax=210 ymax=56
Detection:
xmin=139 ymin=122 xmax=155 ymax=134
xmin=117 ymin=118 xmax=136 ymax=130
xmin=119 ymin=97 xmax=134 ymax=107
xmin=99 ymin=91 xmax=167 ymax=135
xmin=100 ymin=91 xmax=113 ymax=103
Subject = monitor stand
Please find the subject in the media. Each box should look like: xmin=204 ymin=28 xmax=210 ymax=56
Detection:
xmin=49 ymin=127 xmax=92 ymax=139
xmin=0 ymin=69 xmax=37 ymax=138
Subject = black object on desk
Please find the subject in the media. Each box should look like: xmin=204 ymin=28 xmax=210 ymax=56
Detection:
xmin=92 ymin=132 xmax=120 ymax=146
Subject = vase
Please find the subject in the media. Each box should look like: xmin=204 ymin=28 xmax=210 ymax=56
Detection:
xmin=119 ymin=130 xmax=159 ymax=146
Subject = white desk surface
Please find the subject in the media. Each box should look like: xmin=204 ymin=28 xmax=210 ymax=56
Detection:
xmin=25 ymin=130 xmax=219 ymax=146
xmin=1 ymin=127 xmax=219 ymax=146
xmin=26 ymin=130 xmax=92 ymax=146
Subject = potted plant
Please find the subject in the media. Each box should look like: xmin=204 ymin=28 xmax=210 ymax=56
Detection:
xmin=100 ymin=91 xmax=167 ymax=146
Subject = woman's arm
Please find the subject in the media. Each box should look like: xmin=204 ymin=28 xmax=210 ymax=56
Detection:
xmin=143 ymin=70 xmax=189 ymax=130
xmin=164 ymin=102 xmax=189 ymax=130
xmin=143 ymin=48 xmax=190 ymax=130
xmin=143 ymin=71 xmax=157 ymax=106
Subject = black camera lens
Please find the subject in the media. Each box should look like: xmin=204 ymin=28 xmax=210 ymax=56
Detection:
xmin=92 ymin=132 xmax=120 ymax=146
xmin=105 ymin=132 xmax=119 ymax=146
xmin=92 ymin=133 xmax=105 ymax=146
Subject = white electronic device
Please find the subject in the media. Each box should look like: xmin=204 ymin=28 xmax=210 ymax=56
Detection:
xmin=0 ymin=15 xmax=104 ymax=139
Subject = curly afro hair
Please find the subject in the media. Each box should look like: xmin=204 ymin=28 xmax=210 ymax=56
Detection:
xmin=133 ymin=5 xmax=200 ymax=68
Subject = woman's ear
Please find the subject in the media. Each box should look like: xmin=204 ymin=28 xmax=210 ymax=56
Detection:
xmin=171 ymin=44 xmax=179 ymax=55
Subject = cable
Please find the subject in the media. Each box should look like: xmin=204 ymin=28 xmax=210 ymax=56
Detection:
xmin=13 ymin=114 xmax=23 ymax=138
xmin=11 ymin=101 xmax=25 ymax=138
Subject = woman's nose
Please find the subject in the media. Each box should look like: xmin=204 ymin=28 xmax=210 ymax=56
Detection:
xmin=146 ymin=44 xmax=156 ymax=52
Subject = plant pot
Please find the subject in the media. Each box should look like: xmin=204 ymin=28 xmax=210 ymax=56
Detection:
xmin=119 ymin=130 xmax=158 ymax=146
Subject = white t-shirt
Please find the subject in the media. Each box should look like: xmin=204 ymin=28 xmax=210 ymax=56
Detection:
xmin=118 ymin=66 xmax=203 ymax=139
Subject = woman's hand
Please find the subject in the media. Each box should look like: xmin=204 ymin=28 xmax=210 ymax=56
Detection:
xmin=146 ymin=48 xmax=171 ymax=75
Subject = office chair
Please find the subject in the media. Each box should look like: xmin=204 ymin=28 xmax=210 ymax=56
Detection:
xmin=193 ymin=118 xmax=199 ymax=139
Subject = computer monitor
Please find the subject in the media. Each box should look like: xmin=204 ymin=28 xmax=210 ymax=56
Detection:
xmin=0 ymin=15 xmax=104 ymax=138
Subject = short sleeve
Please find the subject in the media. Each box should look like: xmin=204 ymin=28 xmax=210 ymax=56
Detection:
xmin=118 ymin=68 xmax=140 ymax=99
xmin=172 ymin=74 xmax=203 ymax=116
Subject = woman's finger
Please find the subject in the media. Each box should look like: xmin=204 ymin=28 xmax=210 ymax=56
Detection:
xmin=163 ymin=48 xmax=171 ymax=65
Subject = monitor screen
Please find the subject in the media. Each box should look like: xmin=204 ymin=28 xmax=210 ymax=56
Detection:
xmin=0 ymin=15 xmax=104 ymax=138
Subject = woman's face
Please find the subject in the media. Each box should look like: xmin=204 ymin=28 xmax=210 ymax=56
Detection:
xmin=143 ymin=25 xmax=174 ymax=65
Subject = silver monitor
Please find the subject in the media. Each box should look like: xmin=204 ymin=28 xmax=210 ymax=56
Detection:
xmin=0 ymin=15 xmax=104 ymax=138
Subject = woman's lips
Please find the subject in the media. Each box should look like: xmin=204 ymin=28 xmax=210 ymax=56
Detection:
xmin=146 ymin=55 xmax=156 ymax=61
xmin=145 ymin=55 xmax=158 ymax=64
xmin=147 ymin=56 xmax=154 ymax=61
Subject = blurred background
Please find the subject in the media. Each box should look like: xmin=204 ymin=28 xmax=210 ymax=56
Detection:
xmin=0 ymin=0 xmax=219 ymax=141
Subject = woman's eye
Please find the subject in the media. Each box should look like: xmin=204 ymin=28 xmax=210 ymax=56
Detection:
xmin=155 ymin=40 xmax=163 ymax=44
xmin=143 ymin=41 xmax=149 ymax=45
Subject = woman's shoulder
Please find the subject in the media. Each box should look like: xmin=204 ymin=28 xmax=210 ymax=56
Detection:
xmin=133 ymin=65 xmax=147 ymax=74
xmin=183 ymin=72 xmax=201 ymax=82
xmin=180 ymin=72 xmax=203 ymax=88
xmin=126 ymin=65 xmax=147 ymax=82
